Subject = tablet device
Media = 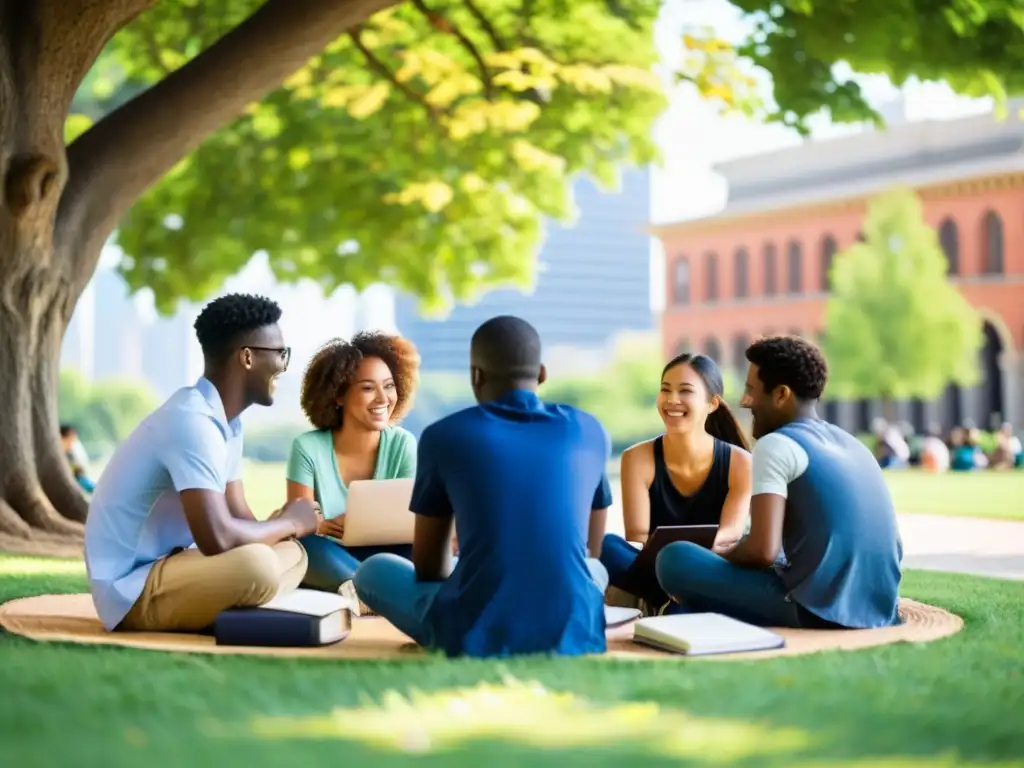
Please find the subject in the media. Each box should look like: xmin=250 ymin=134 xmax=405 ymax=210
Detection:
xmin=621 ymin=524 xmax=719 ymax=608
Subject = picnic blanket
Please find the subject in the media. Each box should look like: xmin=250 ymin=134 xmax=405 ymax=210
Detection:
xmin=0 ymin=593 xmax=963 ymax=661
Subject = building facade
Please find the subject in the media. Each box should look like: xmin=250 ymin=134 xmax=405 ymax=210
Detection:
xmin=655 ymin=106 xmax=1024 ymax=433
xmin=395 ymin=167 xmax=654 ymax=373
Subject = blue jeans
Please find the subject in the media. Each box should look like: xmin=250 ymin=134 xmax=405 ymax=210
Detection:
xmin=599 ymin=533 xmax=673 ymax=608
xmin=353 ymin=554 xmax=610 ymax=648
xmin=298 ymin=534 xmax=412 ymax=592
xmin=655 ymin=541 xmax=840 ymax=629
xmin=599 ymin=533 xmax=639 ymax=586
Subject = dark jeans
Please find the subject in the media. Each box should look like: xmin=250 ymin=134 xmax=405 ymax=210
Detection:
xmin=599 ymin=533 xmax=671 ymax=608
xmin=298 ymin=533 xmax=412 ymax=592
xmin=655 ymin=541 xmax=842 ymax=629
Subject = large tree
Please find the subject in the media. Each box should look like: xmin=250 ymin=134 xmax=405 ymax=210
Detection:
xmin=823 ymin=187 xmax=984 ymax=417
xmin=0 ymin=0 xmax=1019 ymax=552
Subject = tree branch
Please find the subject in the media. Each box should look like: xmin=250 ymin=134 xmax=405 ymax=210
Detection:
xmin=3 ymin=0 xmax=158 ymax=109
xmin=349 ymin=27 xmax=444 ymax=119
xmin=410 ymin=0 xmax=495 ymax=99
xmin=56 ymin=0 xmax=399 ymax=293
xmin=462 ymin=0 xmax=509 ymax=52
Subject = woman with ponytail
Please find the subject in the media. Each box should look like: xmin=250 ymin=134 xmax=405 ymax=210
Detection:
xmin=600 ymin=352 xmax=752 ymax=611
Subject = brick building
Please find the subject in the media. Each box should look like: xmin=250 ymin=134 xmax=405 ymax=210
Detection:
xmin=654 ymin=105 xmax=1024 ymax=434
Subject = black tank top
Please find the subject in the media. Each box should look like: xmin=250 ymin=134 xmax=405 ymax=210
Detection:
xmin=648 ymin=436 xmax=732 ymax=529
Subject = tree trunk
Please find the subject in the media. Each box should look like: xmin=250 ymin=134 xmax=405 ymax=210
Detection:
xmin=0 ymin=265 xmax=85 ymax=544
xmin=0 ymin=0 xmax=122 ymax=550
xmin=0 ymin=0 xmax=398 ymax=554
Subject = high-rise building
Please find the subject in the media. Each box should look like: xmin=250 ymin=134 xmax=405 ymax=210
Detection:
xmin=394 ymin=168 xmax=654 ymax=372
xmin=141 ymin=308 xmax=198 ymax=401
xmin=90 ymin=267 xmax=144 ymax=382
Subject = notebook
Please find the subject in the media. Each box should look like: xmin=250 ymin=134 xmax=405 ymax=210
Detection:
xmin=632 ymin=612 xmax=785 ymax=656
xmin=213 ymin=589 xmax=353 ymax=647
xmin=604 ymin=605 xmax=642 ymax=628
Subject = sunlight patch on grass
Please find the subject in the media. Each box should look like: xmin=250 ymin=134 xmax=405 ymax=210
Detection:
xmin=0 ymin=557 xmax=84 ymax=576
xmin=248 ymin=675 xmax=811 ymax=757
xmin=797 ymin=759 xmax=1023 ymax=767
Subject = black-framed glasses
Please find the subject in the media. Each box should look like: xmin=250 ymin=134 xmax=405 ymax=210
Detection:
xmin=245 ymin=346 xmax=291 ymax=368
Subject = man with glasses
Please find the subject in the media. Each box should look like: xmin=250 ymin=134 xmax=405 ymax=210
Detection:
xmin=84 ymin=293 xmax=322 ymax=633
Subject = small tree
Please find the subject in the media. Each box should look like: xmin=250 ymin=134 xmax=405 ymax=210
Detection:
xmin=823 ymin=187 xmax=983 ymax=417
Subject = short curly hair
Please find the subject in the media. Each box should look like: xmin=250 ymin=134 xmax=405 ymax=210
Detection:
xmin=745 ymin=335 xmax=828 ymax=401
xmin=300 ymin=331 xmax=420 ymax=430
xmin=193 ymin=293 xmax=282 ymax=363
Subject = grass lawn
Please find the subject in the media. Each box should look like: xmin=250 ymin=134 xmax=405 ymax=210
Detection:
xmin=0 ymin=556 xmax=1022 ymax=766
xmin=882 ymin=470 xmax=1024 ymax=520
xmin=240 ymin=461 xmax=1024 ymax=523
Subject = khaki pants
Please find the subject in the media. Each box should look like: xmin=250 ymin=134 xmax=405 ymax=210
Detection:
xmin=118 ymin=541 xmax=308 ymax=632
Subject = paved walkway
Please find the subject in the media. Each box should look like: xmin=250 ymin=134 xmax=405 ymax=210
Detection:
xmin=896 ymin=513 xmax=1024 ymax=581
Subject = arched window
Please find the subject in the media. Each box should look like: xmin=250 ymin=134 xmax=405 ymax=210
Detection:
xmin=734 ymin=247 xmax=749 ymax=298
xmin=705 ymin=251 xmax=719 ymax=301
xmin=938 ymin=218 xmax=959 ymax=276
xmin=787 ymin=240 xmax=803 ymax=294
xmin=672 ymin=256 xmax=690 ymax=304
xmin=820 ymin=235 xmax=837 ymax=291
xmin=674 ymin=337 xmax=691 ymax=357
xmin=763 ymin=243 xmax=778 ymax=295
xmin=983 ymin=210 xmax=1004 ymax=275
xmin=703 ymin=337 xmax=722 ymax=363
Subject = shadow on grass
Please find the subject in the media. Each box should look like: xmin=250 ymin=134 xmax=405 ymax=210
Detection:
xmin=0 ymin=556 xmax=1021 ymax=767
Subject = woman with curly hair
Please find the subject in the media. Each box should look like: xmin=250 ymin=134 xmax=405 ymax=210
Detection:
xmin=285 ymin=331 xmax=420 ymax=592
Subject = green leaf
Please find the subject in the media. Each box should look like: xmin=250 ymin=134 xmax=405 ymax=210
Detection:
xmin=823 ymin=188 xmax=985 ymax=402
xmin=64 ymin=114 xmax=94 ymax=143
xmin=71 ymin=0 xmax=1021 ymax=311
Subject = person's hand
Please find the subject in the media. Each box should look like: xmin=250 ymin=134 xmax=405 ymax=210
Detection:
xmin=277 ymin=498 xmax=321 ymax=538
xmin=318 ymin=516 xmax=345 ymax=539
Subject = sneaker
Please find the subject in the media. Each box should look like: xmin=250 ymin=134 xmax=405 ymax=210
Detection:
xmin=338 ymin=580 xmax=374 ymax=617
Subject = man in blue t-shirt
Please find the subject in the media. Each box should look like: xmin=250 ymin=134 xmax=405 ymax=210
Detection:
xmin=354 ymin=315 xmax=612 ymax=658
xmin=655 ymin=335 xmax=903 ymax=629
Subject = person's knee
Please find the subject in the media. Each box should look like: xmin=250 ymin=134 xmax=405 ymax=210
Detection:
xmin=600 ymin=532 xmax=621 ymax=558
xmin=655 ymin=541 xmax=706 ymax=594
xmin=352 ymin=553 xmax=397 ymax=597
xmin=227 ymin=543 xmax=283 ymax=601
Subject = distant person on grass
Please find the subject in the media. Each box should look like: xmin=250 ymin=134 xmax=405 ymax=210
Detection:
xmin=84 ymin=294 xmax=322 ymax=633
xmin=285 ymin=333 xmax=420 ymax=594
xmin=60 ymin=424 xmax=95 ymax=493
xmin=655 ymin=335 xmax=904 ymax=630
xmin=599 ymin=352 xmax=752 ymax=612
xmin=353 ymin=315 xmax=613 ymax=658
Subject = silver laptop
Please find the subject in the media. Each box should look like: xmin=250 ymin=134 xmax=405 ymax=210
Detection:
xmin=341 ymin=478 xmax=416 ymax=547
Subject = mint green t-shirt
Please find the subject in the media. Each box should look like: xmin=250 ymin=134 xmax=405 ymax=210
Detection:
xmin=285 ymin=426 xmax=417 ymax=519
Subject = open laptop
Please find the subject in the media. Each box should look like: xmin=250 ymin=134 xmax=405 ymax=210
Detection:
xmin=338 ymin=478 xmax=416 ymax=547
xmin=621 ymin=524 xmax=719 ymax=606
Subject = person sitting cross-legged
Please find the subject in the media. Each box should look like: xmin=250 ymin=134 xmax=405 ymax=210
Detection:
xmin=285 ymin=333 xmax=420 ymax=594
xmin=599 ymin=352 xmax=752 ymax=612
xmin=84 ymin=294 xmax=322 ymax=634
xmin=353 ymin=315 xmax=613 ymax=658
xmin=654 ymin=335 xmax=904 ymax=630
